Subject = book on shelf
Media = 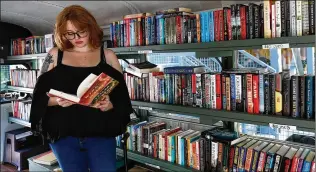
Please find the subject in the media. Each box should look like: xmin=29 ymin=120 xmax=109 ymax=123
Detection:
xmin=32 ymin=150 xmax=57 ymax=165
xmin=117 ymin=117 xmax=316 ymax=172
xmin=109 ymin=1 xmax=315 ymax=48
xmin=48 ymin=72 xmax=119 ymax=107
xmin=125 ymin=67 xmax=315 ymax=120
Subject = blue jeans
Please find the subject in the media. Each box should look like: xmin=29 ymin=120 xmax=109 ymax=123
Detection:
xmin=49 ymin=136 xmax=116 ymax=172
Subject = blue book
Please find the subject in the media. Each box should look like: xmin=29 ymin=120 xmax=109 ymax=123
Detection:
xmin=302 ymin=151 xmax=315 ymax=172
xmin=200 ymin=13 xmax=205 ymax=42
xmin=205 ymin=12 xmax=210 ymax=42
xmin=130 ymin=19 xmax=134 ymax=47
xmin=209 ymin=11 xmax=214 ymax=42
xmin=230 ymin=74 xmax=236 ymax=111
xmin=306 ymin=75 xmax=314 ymax=119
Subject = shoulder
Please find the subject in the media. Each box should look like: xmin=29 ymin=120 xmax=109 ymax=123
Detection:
xmin=40 ymin=47 xmax=59 ymax=74
xmin=46 ymin=47 xmax=59 ymax=64
xmin=103 ymin=48 xmax=122 ymax=74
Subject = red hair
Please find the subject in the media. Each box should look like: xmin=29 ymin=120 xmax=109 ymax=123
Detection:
xmin=54 ymin=5 xmax=103 ymax=50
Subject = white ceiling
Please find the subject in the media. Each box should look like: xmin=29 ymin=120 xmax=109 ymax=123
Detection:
xmin=1 ymin=1 xmax=252 ymax=37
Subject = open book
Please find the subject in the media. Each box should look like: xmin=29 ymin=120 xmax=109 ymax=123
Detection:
xmin=48 ymin=72 xmax=119 ymax=107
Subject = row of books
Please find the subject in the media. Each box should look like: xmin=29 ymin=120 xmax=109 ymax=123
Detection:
xmin=10 ymin=69 xmax=40 ymax=88
xmin=124 ymin=67 xmax=315 ymax=119
xmin=109 ymin=0 xmax=315 ymax=47
xmin=11 ymin=100 xmax=32 ymax=122
xmin=10 ymin=34 xmax=55 ymax=56
xmin=116 ymin=119 xmax=315 ymax=172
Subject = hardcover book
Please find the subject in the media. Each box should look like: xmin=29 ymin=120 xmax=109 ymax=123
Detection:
xmin=48 ymin=72 xmax=119 ymax=107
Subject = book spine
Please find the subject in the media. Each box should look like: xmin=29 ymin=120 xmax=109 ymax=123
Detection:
xmin=296 ymin=0 xmax=303 ymax=36
xmin=275 ymin=73 xmax=283 ymax=115
xmin=226 ymin=76 xmax=231 ymax=111
xmin=283 ymin=77 xmax=291 ymax=116
xmin=248 ymin=4 xmax=254 ymax=39
xmin=202 ymin=74 xmax=206 ymax=108
xmin=216 ymin=74 xmax=222 ymax=109
xmin=235 ymin=74 xmax=243 ymax=111
xmin=247 ymin=74 xmax=253 ymax=113
xmin=259 ymin=74 xmax=265 ymax=113
xmin=222 ymin=74 xmax=227 ymax=110
xmin=275 ymin=0 xmax=281 ymax=37
xmin=231 ymin=5 xmax=237 ymax=40
xmin=199 ymin=138 xmax=205 ymax=172
xmin=300 ymin=76 xmax=306 ymax=118
xmin=253 ymin=74 xmax=259 ymax=114
xmin=242 ymin=74 xmax=247 ymax=112
xmin=291 ymin=76 xmax=300 ymax=117
xmin=280 ymin=0 xmax=287 ymax=37
xmin=270 ymin=74 xmax=276 ymax=115
xmin=309 ymin=0 xmax=315 ymax=34
xmin=306 ymin=76 xmax=314 ymax=119
xmin=290 ymin=0 xmax=296 ymax=36
xmin=302 ymin=1 xmax=310 ymax=35
xmin=230 ymin=74 xmax=236 ymax=111
xmin=211 ymin=74 xmax=217 ymax=109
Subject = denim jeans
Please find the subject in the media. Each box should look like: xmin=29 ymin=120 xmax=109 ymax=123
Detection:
xmin=49 ymin=136 xmax=116 ymax=172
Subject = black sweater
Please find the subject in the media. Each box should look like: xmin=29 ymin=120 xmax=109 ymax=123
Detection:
xmin=29 ymin=50 xmax=133 ymax=144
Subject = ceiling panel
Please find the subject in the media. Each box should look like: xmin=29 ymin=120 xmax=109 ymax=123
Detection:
xmin=1 ymin=1 xmax=261 ymax=36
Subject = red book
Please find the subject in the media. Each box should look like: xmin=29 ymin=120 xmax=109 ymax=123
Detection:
xmin=48 ymin=73 xmax=119 ymax=107
xmin=215 ymin=74 xmax=222 ymax=109
xmin=226 ymin=8 xmax=232 ymax=40
xmin=214 ymin=10 xmax=219 ymax=41
xmin=290 ymin=148 xmax=304 ymax=172
xmin=219 ymin=10 xmax=224 ymax=41
xmin=246 ymin=74 xmax=253 ymax=113
xmin=311 ymin=157 xmax=315 ymax=172
xmin=137 ymin=17 xmax=143 ymax=46
xmin=163 ymin=127 xmax=181 ymax=161
xmin=240 ymin=6 xmax=247 ymax=40
xmin=176 ymin=15 xmax=182 ymax=44
xmin=192 ymin=74 xmax=197 ymax=94
xmin=252 ymin=75 xmax=259 ymax=114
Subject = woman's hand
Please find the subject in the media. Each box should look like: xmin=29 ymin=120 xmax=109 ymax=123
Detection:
xmin=47 ymin=93 xmax=74 ymax=107
xmin=56 ymin=98 xmax=75 ymax=107
xmin=95 ymin=95 xmax=113 ymax=111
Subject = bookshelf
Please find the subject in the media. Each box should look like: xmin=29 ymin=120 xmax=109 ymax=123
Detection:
xmin=6 ymin=86 xmax=34 ymax=94
xmin=3 ymin=19 xmax=316 ymax=172
xmin=8 ymin=116 xmax=31 ymax=128
xmin=131 ymin=101 xmax=315 ymax=132
xmin=109 ymin=35 xmax=314 ymax=54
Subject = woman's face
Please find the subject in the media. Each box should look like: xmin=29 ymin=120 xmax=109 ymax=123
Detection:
xmin=64 ymin=20 xmax=90 ymax=48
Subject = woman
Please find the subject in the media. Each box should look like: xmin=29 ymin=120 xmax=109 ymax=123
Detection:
xmin=30 ymin=5 xmax=133 ymax=172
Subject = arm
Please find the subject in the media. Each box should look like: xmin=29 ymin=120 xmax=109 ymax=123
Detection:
xmin=40 ymin=48 xmax=58 ymax=106
xmin=104 ymin=49 xmax=123 ymax=74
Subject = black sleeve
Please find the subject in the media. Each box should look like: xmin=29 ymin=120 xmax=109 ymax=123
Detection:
xmin=29 ymin=73 xmax=50 ymax=138
xmin=106 ymin=72 xmax=133 ymax=136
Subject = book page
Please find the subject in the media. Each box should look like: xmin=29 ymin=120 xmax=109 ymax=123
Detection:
xmin=76 ymin=73 xmax=97 ymax=98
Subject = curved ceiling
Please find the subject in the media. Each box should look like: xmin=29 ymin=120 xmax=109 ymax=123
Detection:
xmin=1 ymin=1 xmax=247 ymax=37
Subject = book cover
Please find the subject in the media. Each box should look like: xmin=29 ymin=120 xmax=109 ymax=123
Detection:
xmin=48 ymin=72 xmax=119 ymax=107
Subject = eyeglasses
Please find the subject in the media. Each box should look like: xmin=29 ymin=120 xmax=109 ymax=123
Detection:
xmin=63 ymin=30 xmax=88 ymax=40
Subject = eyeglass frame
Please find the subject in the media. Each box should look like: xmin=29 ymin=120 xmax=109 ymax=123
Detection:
xmin=63 ymin=30 xmax=88 ymax=40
